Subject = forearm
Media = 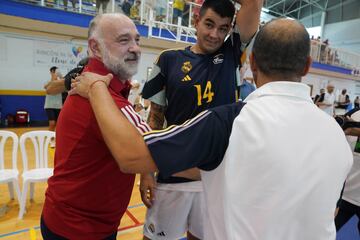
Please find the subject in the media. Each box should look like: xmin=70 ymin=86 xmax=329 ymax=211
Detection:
xmin=88 ymin=82 xmax=157 ymax=173
xmin=236 ymin=0 xmax=263 ymax=43
xmin=317 ymin=102 xmax=331 ymax=107
xmin=147 ymin=102 xmax=165 ymax=130
xmin=344 ymin=127 xmax=360 ymax=137
xmin=45 ymin=79 xmax=66 ymax=95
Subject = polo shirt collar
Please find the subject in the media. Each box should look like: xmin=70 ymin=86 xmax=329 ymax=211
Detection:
xmin=86 ymin=58 xmax=131 ymax=97
xmin=245 ymin=81 xmax=312 ymax=103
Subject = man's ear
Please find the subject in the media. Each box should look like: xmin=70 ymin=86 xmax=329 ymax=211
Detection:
xmin=249 ymin=52 xmax=259 ymax=86
xmin=88 ymin=39 xmax=102 ymax=59
xmin=194 ymin=14 xmax=200 ymax=29
xmin=302 ymin=56 xmax=312 ymax=76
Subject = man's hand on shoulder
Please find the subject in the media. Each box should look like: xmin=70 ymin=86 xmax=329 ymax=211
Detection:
xmin=71 ymin=72 xmax=112 ymax=98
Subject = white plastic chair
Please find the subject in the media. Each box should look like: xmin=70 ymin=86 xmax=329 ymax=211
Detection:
xmin=0 ymin=130 xmax=21 ymax=206
xmin=18 ymin=130 xmax=55 ymax=219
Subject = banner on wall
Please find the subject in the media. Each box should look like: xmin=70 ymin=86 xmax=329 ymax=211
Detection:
xmin=33 ymin=40 xmax=88 ymax=70
xmin=0 ymin=36 xmax=7 ymax=62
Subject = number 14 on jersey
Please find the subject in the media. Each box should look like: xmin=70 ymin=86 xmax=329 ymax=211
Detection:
xmin=194 ymin=81 xmax=215 ymax=106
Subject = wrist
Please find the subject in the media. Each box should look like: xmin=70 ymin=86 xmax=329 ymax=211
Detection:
xmin=88 ymin=80 xmax=106 ymax=97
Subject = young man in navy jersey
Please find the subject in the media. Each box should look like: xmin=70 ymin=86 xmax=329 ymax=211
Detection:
xmin=139 ymin=0 xmax=262 ymax=239
xmin=73 ymin=18 xmax=352 ymax=240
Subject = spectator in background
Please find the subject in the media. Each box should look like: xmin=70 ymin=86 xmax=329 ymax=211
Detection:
xmin=355 ymin=96 xmax=360 ymax=108
xmin=172 ymin=0 xmax=185 ymax=25
xmin=182 ymin=0 xmax=190 ymax=26
xmin=127 ymin=79 xmax=141 ymax=105
xmin=44 ymin=66 xmax=63 ymax=148
xmin=44 ymin=57 xmax=89 ymax=96
xmin=130 ymin=0 xmax=141 ymax=21
xmin=314 ymin=88 xmax=325 ymax=104
xmin=63 ymin=0 xmax=76 ymax=11
xmin=337 ymin=89 xmax=350 ymax=110
xmin=317 ymin=84 xmax=335 ymax=116
xmin=155 ymin=0 xmax=167 ymax=22
xmin=239 ymin=77 xmax=255 ymax=100
xmin=121 ymin=0 xmax=132 ymax=16
xmin=96 ymin=0 xmax=110 ymax=13
xmin=193 ymin=0 xmax=204 ymax=18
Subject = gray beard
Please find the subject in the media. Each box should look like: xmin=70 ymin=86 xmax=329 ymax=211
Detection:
xmin=101 ymin=45 xmax=139 ymax=79
xmin=104 ymin=59 xmax=138 ymax=80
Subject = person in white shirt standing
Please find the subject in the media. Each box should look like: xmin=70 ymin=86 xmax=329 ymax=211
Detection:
xmin=72 ymin=18 xmax=353 ymax=240
xmin=317 ymin=83 xmax=335 ymax=116
xmin=44 ymin=66 xmax=63 ymax=147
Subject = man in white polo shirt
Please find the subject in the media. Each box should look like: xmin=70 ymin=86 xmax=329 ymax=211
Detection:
xmin=318 ymin=83 xmax=336 ymax=116
xmin=73 ymin=18 xmax=353 ymax=240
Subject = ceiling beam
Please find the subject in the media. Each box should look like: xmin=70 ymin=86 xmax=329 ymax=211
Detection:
xmin=299 ymin=0 xmax=357 ymax=22
xmin=284 ymin=0 xmax=323 ymax=16
xmin=265 ymin=0 xmax=287 ymax=9
xmin=285 ymin=0 xmax=299 ymax=13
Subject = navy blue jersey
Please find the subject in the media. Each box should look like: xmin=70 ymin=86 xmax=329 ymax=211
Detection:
xmin=144 ymin=102 xmax=245 ymax=177
xmin=142 ymin=32 xmax=243 ymax=126
xmin=142 ymin=31 xmax=244 ymax=183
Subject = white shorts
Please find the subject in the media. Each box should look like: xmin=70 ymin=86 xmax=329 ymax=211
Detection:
xmin=143 ymin=186 xmax=205 ymax=239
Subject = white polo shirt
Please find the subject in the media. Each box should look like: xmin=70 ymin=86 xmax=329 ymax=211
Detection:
xmin=146 ymin=81 xmax=353 ymax=240
xmin=319 ymin=92 xmax=335 ymax=116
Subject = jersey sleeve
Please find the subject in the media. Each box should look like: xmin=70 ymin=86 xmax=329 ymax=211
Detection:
xmin=144 ymin=102 xmax=245 ymax=178
xmin=141 ymin=52 xmax=169 ymax=106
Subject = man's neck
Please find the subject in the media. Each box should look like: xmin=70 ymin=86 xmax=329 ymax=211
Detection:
xmin=190 ymin=45 xmax=206 ymax=55
xmin=256 ymin=72 xmax=301 ymax=88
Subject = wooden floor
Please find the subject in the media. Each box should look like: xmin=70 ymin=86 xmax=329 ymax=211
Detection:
xmin=0 ymin=127 xmax=145 ymax=240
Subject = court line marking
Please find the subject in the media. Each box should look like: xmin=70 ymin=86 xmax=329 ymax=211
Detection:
xmin=0 ymin=203 xmax=145 ymax=238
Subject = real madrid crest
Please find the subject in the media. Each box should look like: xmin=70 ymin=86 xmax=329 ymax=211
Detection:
xmin=181 ymin=61 xmax=192 ymax=73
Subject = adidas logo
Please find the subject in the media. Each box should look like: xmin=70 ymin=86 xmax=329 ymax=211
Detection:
xmin=181 ymin=75 xmax=192 ymax=82
xmin=157 ymin=231 xmax=166 ymax=237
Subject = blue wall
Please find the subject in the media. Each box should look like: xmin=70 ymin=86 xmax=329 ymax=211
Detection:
xmin=0 ymin=95 xmax=46 ymax=122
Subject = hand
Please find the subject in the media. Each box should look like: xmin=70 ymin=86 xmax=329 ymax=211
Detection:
xmin=71 ymin=72 xmax=112 ymax=98
xmin=139 ymin=173 xmax=156 ymax=208
xmin=131 ymin=82 xmax=140 ymax=89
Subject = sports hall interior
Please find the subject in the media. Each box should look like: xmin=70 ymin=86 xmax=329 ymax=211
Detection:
xmin=0 ymin=0 xmax=360 ymax=239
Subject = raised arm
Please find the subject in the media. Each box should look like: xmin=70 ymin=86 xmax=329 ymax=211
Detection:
xmin=235 ymin=0 xmax=263 ymax=43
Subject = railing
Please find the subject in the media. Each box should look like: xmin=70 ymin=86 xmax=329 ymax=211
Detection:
xmin=10 ymin=0 xmax=360 ymax=73
xmin=311 ymin=40 xmax=360 ymax=76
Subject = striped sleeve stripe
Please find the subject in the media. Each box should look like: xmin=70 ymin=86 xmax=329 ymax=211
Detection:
xmin=126 ymin=105 xmax=152 ymax=133
xmin=126 ymin=106 xmax=151 ymax=133
xmin=144 ymin=110 xmax=211 ymax=145
xmin=124 ymin=105 xmax=151 ymax=132
xmin=143 ymin=110 xmax=209 ymax=138
xmin=121 ymin=106 xmax=151 ymax=134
